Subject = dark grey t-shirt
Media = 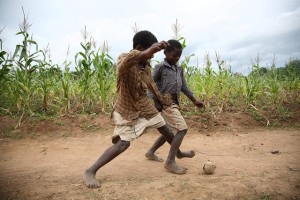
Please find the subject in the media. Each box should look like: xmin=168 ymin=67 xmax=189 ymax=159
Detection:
xmin=151 ymin=59 xmax=194 ymax=105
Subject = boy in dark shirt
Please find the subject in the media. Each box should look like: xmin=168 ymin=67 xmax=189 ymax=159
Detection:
xmin=146 ymin=39 xmax=204 ymax=163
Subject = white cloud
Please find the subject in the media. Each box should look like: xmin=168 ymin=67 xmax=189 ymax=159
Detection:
xmin=1 ymin=0 xmax=299 ymax=75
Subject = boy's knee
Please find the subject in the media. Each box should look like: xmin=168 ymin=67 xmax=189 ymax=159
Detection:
xmin=158 ymin=125 xmax=172 ymax=133
xmin=178 ymin=129 xmax=187 ymax=135
xmin=118 ymin=140 xmax=130 ymax=151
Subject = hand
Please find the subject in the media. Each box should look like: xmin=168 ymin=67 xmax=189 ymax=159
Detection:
xmin=142 ymin=41 xmax=169 ymax=60
xmin=194 ymin=100 xmax=205 ymax=109
xmin=150 ymin=41 xmax=169 ymax=52
xmin=158 ymin=41 xmax=170 ymax=49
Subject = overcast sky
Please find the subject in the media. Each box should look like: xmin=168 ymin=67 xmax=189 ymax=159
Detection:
xmin=1 ymin=0 xmax=300 ymax=74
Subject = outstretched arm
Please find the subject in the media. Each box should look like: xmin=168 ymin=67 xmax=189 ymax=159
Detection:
xmin=119 ymin=41 xmax=169 ymax=74
xmin=132 ymin=41 xmax=169 ymax=63
xmin=181 ymin=68 xmax=205 ymax=109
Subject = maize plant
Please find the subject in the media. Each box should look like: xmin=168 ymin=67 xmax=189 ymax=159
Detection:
xmin=0 ymin=35 xmax=14 ymax=114
xmin=57 ymin=49 xmax=73 ymax=113
xmin=196 ymin=53 xmax=216 ymax=110
xmin=10 ymin=9 xmax=44 ymax=126
xmin=75 ymin=27 xmax=96 ymax=113
xmin=243 ymin=76 xmax=263 ymax=108
xmin=0 ymin=38 xmax=11 ymax=94
xmin=35 ymin=47 xmax=57 ymax=113
xmin=93 ymin=50 xmax=115 ymax=112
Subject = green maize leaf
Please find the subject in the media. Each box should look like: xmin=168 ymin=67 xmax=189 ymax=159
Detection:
xmin=105 ymin=54 xmax=113 ymax=60
xmin=19 ymin=48 xmax=27 ymax=61
xmin=12 ymin=45 xmax=22 ymax=60
xmin=29 ymin=50 xmax=42 ymax=58
xmin=0 ymin=65 xmax=10 ymax=78
xmin=29 ymin=66 xmax=38 ymax=74
xmin=35 ymin=87 xmax=44 ymax=94
xmin=25 ymin=58 xmax=34 ymax=66
xmin=16 ymin=61 xmax=26 ymax=69
xmin=79 ymin=52 xmax=87 ymax=60
xmin=17 ymin=81 xmax=29 ymax=93
xmin=28 ymin=40 xmax=37 ymax=45
xmin=82 ymin=60 xmax=88 ymax=68
xmin=24 ymin=32 xmax=29 ymax=38
xmin=88 ymin=52 xmax=94 ymax=60
xmin=16 ymin=31 xmax=25 ymax=35
xmin=80 ymin=43 xmax=87 ymax=51
xmin=0 ymin=51 xmax=6 ymax=59
xmin=16 ymin=69 xmax=26 ymax=81
xmin=16 ymin=98 xmax=22 ymax=110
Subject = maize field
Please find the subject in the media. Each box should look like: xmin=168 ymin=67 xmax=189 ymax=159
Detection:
xmin=0 ymin=16 xmax=299 ymax=128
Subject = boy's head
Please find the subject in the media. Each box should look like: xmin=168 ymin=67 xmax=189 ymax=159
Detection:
xmin=133 ymin=30 xmax=158 ymax=50
xmin=164 ymin=39 xmax=182 ymax=66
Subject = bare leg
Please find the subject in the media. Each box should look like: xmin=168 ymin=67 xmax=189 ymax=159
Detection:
xmin=174 ymin=130 xmax=195 ymax=159
xmin=145 ymin=135 xmax=166 ymax=162
xmin=83 ymin=139 xmax=130 ymax=188
xmin=157 ymin=126 xmax=187 ymax=174
xmin=145 ymin=129 xmax=195 ymax=162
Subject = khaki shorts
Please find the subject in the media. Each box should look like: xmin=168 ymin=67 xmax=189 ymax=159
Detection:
xmin=112 ymin=111 xmax=166 ymax=142
xmin=161 ymin=104 xmax=187 ymax=134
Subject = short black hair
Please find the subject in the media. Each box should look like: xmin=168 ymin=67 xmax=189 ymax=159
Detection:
xmin=133 ymin=30 xmax=158 ymax=49
xmin=165 ymin=39 xmax=182 ymax=52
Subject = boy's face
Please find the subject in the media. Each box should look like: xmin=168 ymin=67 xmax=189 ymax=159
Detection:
xmin=165 ymin=48 xmax=182 ymax=66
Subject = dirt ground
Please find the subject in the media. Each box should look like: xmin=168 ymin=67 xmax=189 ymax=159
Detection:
xmin=0 ymin=113 xmax=299 ymax=200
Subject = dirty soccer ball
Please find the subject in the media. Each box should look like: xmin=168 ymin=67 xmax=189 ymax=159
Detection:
xmin=203 ymin=160 xmax=216 ymax=174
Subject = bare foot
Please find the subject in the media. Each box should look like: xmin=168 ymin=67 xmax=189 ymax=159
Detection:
xmin=83 ymin=170 xmax=100 ymax=188
xmin=176 ymin=150 xmax=195 ymax=159
xmin=145 ymin=152 xmax=164 ymax=162
xmin=164 ymin=162 xmax=187 ymax=174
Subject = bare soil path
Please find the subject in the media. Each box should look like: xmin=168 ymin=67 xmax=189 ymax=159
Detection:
xmin=0 ymin=115 xmax=299 ymax=200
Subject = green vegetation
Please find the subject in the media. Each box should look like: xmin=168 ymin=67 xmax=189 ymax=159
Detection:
xmin=183 ymin=53 xmax=299 ymax=125
xmin=0 ymin=15 xmax=299 ymax=127
xmin=1 ymin=11 xmax=115 ymax=117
